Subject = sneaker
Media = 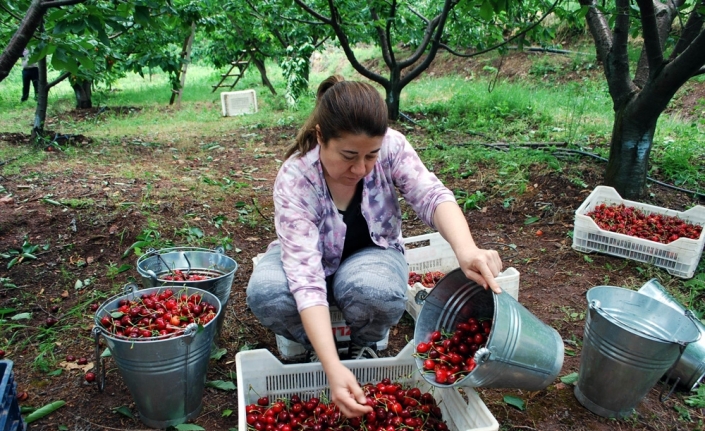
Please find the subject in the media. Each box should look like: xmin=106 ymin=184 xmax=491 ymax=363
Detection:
xmin=304 ymin=350 xmax=320 ymax=363
xmin=348 ymin=343 xmax=379 ymax=360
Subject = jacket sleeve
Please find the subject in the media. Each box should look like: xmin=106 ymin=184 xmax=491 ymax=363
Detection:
xmin=272 ymin=161 xmax=329 ymax=312
xmin=387 ymin=131 xmax=456 ymax=229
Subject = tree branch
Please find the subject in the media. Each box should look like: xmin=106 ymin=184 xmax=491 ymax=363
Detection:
xmin=579 ymin=0 xmax=614 ymax=65
xmin=397 ymin=14 xmax=440 ymax=68
xmin=400 ymin=0 xmax=458 ymax=87
xmin=46 ymin=70 xmax=70 ymax=89
xmin=669 ymin=0 xmax=705 ymax=60
xmin=41 ymin=0 xmax=85 ymax=8
xmin=609 ymin=0 xmax=635 ymax=104
xmin=439 ymin=0 xmax=561 ymax=58
xmin=0 ymin=2 xmax=22 ymax=20
xmin=315 ymin=0 xmax=388 ymax=87
xmin=635 ymin=0 xmax=664 ymax=77
xmin=292 ymin=0 xmax=332 ymax=25
xmin=406 ymin=5 xmax=428 ymax=24
xmin=370 ymin=7 xmax=394 ymax=69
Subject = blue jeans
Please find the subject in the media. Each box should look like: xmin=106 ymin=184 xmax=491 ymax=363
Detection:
xmin=246 ymin=245 xmax=407 ymax=350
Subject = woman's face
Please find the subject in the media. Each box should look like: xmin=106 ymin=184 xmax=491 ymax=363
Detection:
xmin=318 ymin=129 xmax=383 ymax=187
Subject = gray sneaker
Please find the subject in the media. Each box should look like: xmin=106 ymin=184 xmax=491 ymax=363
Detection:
xmin=305 ymin=350 xmax=320 ymax=362
xmin=348 ymin=343 xmax=379 ymax=360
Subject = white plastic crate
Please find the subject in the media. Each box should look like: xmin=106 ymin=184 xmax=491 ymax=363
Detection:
xmin=276 ymin=323 xmax=390 ymax=361
xmin=572 ymin=186 xmax=705 ymax=278
xmin=404 ymin=232 xmax=521 ymax=320
xmin=236 ymin=342 xmax=499 ymax=431
xmin=220 ymin=89 xmax=258 ymax=116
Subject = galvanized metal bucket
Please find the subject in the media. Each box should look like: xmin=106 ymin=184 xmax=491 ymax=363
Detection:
xmin=575 ymin=285 xmax=701 ymax=419
xmin=637 ymin=279 xmax=705 ymax=392
xmin=92 ymin=284 xmax=221 ymax=429
xmin=136 ymin=246 xmax=236 ymax=334
xmin=414 ymin=268 xmax=564 ymax=390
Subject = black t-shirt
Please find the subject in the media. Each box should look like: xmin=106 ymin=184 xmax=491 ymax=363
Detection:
xmin=340 ymin=181 xmax=375 ymax=261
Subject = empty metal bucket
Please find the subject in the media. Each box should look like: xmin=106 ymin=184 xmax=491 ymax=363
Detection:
xmin=638 ymin=279 xmax=705 ymax=391
xmin=575 ymin=285 xmax=701 ymax=419
xmin=93 ymin=284 xmax=221 ymax=428
xmin=136 ymin=246 xmax=237 ymax=334
xmin=414 ymin=268 xmax=564 ymax=390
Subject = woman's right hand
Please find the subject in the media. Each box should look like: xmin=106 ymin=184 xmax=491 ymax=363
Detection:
xmin=325 ymin=361 xmax=373 ymax=418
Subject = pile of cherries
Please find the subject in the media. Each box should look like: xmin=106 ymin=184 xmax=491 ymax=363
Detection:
xmin=587 ymin=203 xmax=703 ymax=244
xmin=415 ymin=317 xmax=493 ymax=385
xmin=97 ymin=288 xmax=218 ymax=339
xmin=245 ymin=378 xmax=449 ymax=431
xmin=161 ymin=269 xmax=212 ymax=281
xmin=407 ymin=271 xmax=445 ymax=288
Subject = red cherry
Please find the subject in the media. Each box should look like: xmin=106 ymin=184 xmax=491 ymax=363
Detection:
xmin=85 ymin=372 xmax=96 ymax=382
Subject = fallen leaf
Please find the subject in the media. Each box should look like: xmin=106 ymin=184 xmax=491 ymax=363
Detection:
xmin=554 ymin=382 xmax=568 ymax=390
xmin=86 ymin=256 xmax=94 ymax=264
xmin=0 ymin=196 xmax=14 ymax=204
xmin=109 ymin=225 xmax=119 ymax=234
xmin=61 ymin=290 xmax=69 ymax=298
xmin=59 ymin=361 xmax=93 ymax=372
xmin=245 ymin=237 xmax=260 ymax=242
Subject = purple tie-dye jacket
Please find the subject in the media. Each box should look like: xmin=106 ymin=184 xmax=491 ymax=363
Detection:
xmin=270 ymin=128 xmax=456 ymax=311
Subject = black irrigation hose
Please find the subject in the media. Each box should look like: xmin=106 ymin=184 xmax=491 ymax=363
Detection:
xmin=549 ymin=148 xmax=705 ymax=200
xmin=406 ymin=130 xmax=705 ymax=200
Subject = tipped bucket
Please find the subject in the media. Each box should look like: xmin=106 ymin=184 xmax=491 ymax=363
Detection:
xmin=575 ymin=285 xmax=701 ymax=418
xmin=414 ymin=268 xmax=564 ymax=390
xmin=638 ymin=279 xmax=705 ymax=391
xmin=94 ymin=285 xmax=221 ymax=428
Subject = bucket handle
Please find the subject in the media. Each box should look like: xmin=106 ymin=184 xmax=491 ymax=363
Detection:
xmin=415 ymin=290 xmax=428 ymax=305
xmin=182 ymin=323 xmax=199 ymax=345
xmin=659 ymin=342 xmax=688 ymax=402
xmin=92 ymin=326 xmax=106 ymax=392
xmin=590 ymin=299 xmax=692 ymax=347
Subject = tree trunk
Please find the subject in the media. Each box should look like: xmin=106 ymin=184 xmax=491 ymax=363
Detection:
xmin=72 ymin=79 xmax=93 ymax=109
xmin=32 ymin=54 xmax=49 ymax=141
xmin=170 ymin=23 xmax=195 ymax=106
xmin=250 ymin=52 xmax=276 ymax=95
xmin=604 ymin=102 xmax=658 ymax=199
xmin=385 ymin=85 xmax=401 ymax=121
xmin=385 ymin=68 xmax=402 ymax=121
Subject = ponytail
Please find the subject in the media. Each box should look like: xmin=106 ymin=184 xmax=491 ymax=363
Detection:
xmin=285 ymin=75 xmax=387 ymax=159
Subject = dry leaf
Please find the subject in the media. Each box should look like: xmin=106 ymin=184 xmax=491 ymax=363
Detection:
xmin=86 ymin=256 xmax=94 ymax=264
xmin=554 ymin=382 xmax=568 ymax=390
xmin=0 ymin=196 xmax=14 ymax=205
xmin=61 ymin=290 xmax=69 ymax=298
xmin=59 ymin=361 xmax=94 ymax=372
xmin=245 ymin=237 xmax=260 ymax=242
xmin=109 ymin=224 xmax=119 ymax=234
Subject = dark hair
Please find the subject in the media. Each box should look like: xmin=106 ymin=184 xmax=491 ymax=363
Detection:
xmin=286 ymin=75 xmax=388 ymax=159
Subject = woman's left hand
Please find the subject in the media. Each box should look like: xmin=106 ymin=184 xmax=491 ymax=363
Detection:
xmin=456 ymin=247 xmax=503 ymax=293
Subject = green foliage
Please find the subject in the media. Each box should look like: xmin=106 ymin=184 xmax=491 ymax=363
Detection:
xmin=281 ymin=43 xmax=314 ymax=109
xmin=122 ymin=226 xmax=172 ymax=259
xmin=0 ymin=236 xmax=47 ymax=269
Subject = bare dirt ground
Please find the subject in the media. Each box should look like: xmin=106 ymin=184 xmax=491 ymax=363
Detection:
xmin=1 ymin=50 xmax=704 ymax=431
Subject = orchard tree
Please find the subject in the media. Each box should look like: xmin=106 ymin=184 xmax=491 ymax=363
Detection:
xmin=1 ymin=0 xmax=183 ymax=138
xmin=201 ymin=0 xmax=332 ymax=102
xmin=291 ymin=0 xmax=462 ymax=120
xmin=579 ymin=0 xmax=705 ymax=199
